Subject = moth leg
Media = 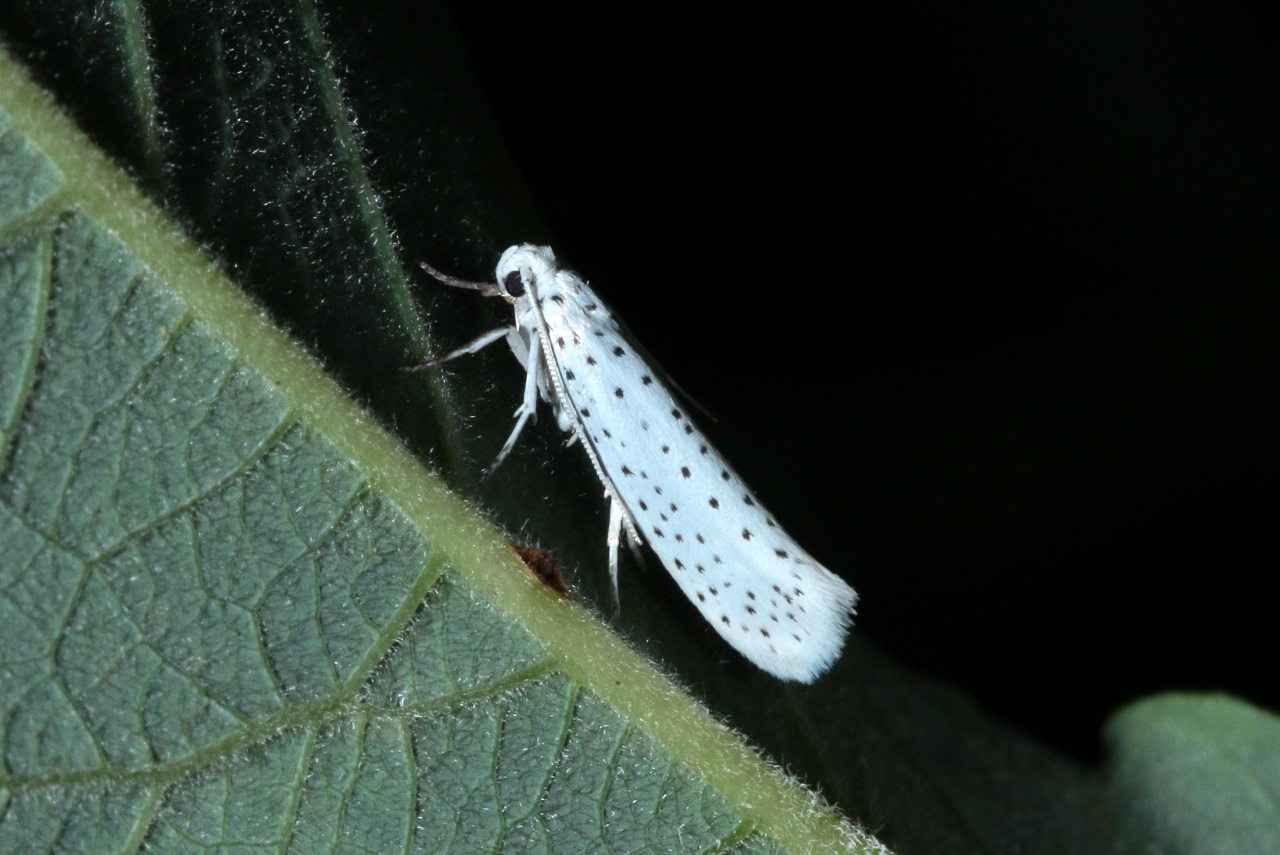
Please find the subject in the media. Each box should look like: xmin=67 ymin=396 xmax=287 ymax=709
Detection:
xmin=406 ymin=326 xmax=512 ymax=370
xmin=607 ymin=496 xmax=623 ymax=612
xmin=624 ymin=531 xmax=645 ymax=563
xmin=480 ymin=333 xmax=544 ymax=484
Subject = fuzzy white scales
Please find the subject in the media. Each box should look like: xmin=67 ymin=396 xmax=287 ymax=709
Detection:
xmin=420 ymin=244 xmax=857 ymax=682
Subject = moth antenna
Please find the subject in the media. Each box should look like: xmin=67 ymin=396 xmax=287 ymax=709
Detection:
xmin=419 ymin=260 xmax=500 ymax=296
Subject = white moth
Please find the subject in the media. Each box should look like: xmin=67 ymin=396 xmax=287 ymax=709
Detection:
xmin=419 ymin=244 xmax=857 ymax=682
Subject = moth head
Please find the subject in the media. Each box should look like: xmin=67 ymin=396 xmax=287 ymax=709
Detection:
xmin=495 ymin=244 xmax=558 ymax=303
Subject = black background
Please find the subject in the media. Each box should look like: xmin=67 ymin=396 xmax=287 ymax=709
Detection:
xmin=433 ymin=2 xmax=1280 ymax=761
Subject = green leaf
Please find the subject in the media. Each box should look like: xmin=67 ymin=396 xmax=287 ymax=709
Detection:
xmin=1104 ymin=694 xmax=1280 ymax=855
xmin=0 ymin=44 xmax=872 ymax=854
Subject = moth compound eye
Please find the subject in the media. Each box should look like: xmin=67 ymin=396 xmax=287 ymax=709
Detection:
xmin=503 ymin=270 xmax=525 ymax=297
